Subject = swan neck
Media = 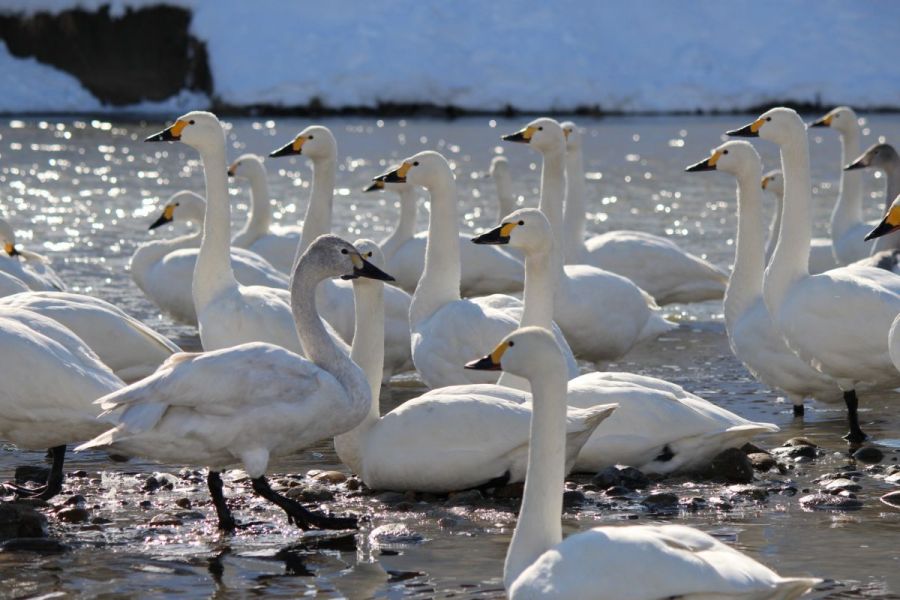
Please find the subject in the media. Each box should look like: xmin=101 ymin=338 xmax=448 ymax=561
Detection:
xmin=872 ymin=161 xmax=900 ymax=252
xmin=504 ymin=365 xmax=566 ymax=591
xmin=194 ymin=142 xmax=238 ymax=307
xmin=298 ymin=156 xmax=336 ymax=257
xmin=410 ymin=175 xmax=461 ymax=325
xmin=334 ymin=279 xmax=384 ymax=475
xmin=725 ymin=172 xmax=766 ymax=333
xmin=234 ymin=171 xmax=273 ymax=246
xmin=130 ymin=230 xmax=200 ymax=285
xmin=764 ymin=133 xmax=811 ymax=315
xmin=830 ymin=125 xmax=863 ymax=241
xmin=765 ymin=191 xmax=783 ymax=265
xmin=381 ymin=187 xmax=417 ymax=261
xmin=495 ymin=173 xmax=516 ymax=219
xmin=563 ymin=147 xmax=587 ymax=263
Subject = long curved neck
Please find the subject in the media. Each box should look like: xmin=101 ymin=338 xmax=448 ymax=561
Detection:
xmin=765 ymin=191 xmax=783 ymax=264
xmin=503 ymin=365 xmax=566 ymax=591
xmin=291 ymin=265 xmax=370 ymax=422
xmin=872 ymin=159 xmax=900 ymax=252
xmin=297 ymin=156 xmax=336 ymax=259
xmin=410 ymin=174 xmax=461 ymax=325
xmin=725 ymin=172 xmax=766 ymax=333
xmin=829 ymin=125 xmax=863 ymax=242
xmin=333 ymin=279 xmax=384 ymax=475
xmin=497 ymin=245 xmax=554 ymax=390
xmin=563 ymin=146 xmax=587 ymax=263
xmin=764 ymin=132 xmax=811 ymax=315
xmin=233 ymin=170 xmax=273 ymax=247
xmin=495 ymin=172 xmax=516 ymax=219
xmin=131 ymin=229 xmax=201 ymax=284
xmin=539 ymin=148 xmax=566 ymax=286
xmin=380 ymin=187 xmax=417 ymax=261
xmin=194 ymin=141 xmax=238 ymax=307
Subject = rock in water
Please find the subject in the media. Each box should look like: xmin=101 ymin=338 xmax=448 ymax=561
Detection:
xmin=0 ymin=504 xmax=47 ymax=539
xmin=707 ymin=448 xmax=754 ymax=483
xmin=852 ymin=446 xmax=884 ymax=464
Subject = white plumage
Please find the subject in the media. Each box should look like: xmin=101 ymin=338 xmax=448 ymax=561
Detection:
xmin=0 ymin=219 xmax=65 ymax=291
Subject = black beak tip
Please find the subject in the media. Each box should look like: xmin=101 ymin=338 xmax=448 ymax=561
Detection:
xmin=844 ymin=161 xmax=865 ymax=171
xmin=269 ymin=144 xmax=297 ymax=158
xmin=471 ymin=226 xmax=509 ymax=245
xmin=684 ymin=160 xmax=716 ymax=173
xmin=809 ymin=119 xmax=828 ymax=128
xmin=148 ymin=216 xmax=171 ymax=230
xmin=726 ymin=125 xmax=758 ymax=138
xmin=464 ymin=355 xmax=501 ymax=371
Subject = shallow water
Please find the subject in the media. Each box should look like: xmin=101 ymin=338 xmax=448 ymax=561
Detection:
xmin=2 ymin=114 xmax=900 ymax=598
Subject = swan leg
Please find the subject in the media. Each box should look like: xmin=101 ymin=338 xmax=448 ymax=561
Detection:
xmin=2 ymin=445 xmax=67 ymax=500
xmin=842 ymin=390 xmax=867 ymax=444
xmin=250 ymin=476 xmax=358 ymax=530
xmin=791 ymin=397 xmax=805 ymax=418
xmin=207 ymin=471 xmax=237 ymax=532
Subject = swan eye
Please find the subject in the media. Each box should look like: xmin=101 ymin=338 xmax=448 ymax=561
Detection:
xmin=518 ymin=220 xmax=524 ymax=226
xmin=308 ymin=135 xmax=314 ymax=139
xmin=188 ymin=120 xmax=195 ymax=125
xmin=413 ymin=161 xmax=419 ymax=166
xmin=765 ymin=117 xmax=772 ymax=122
xmin=508 ymin=341 xmax=515 ymax=347
xmin=341 ymin=248 xmax=348 ymax=255
xmin=366 ymin=251 xmax=373 ymax=257
xmin=175 ymin=202 xmax=180 ymax=207
xmin=723 ymin=150 xmax=729 ymax=155
xmin=537 ymin=127 xmax=543 ymax=131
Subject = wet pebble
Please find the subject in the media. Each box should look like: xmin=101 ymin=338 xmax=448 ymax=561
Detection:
xmin=641 ymin=492 xmax=679 ymax=511
xmin=852 ymin=446 xmax=884 ymax=464
xmin=138 ymin=500 xmax=152 ymax=510
xmin=345 ymin=477 xmax=361 ymax=491
xmin=783 ymin=437 xmax=816 ymax=447
xmin=562 ymin=490 xmax=586 ymax=507
xmin=591 ymin=466 xmax=649 ymax=490
xmin=375 ymin=492 xmax=407 ymax=505
xmin=311 ymin=470 xmax=348 ymax=484
xmin=13 ymin=466 xmax=48 ymax=485
xmin=604 ymin=485 xmax=634 ymax=498
xmin=69 ymin=470 xmax=89 ymax=478
xmin=706 ymin=448 xmax=754 ymax=483
xmin=0 ymin=504 xmax=46 ymax=540
xmin=881 ymin=491 xmax=900 ymax=509
xmin=823 ymin=478 xmax=861 ymax=493
xmin=799 ymin=493 xmax=863 ymax=511
xmin=707 ymin=496 xmax=732 ymax=510
xmin=679 ymin=496 xmax=707 ymax=511
xmin=91 ymin=516 xmax=112 ymax=525
xmin=369 ymin=523 xmax=425 ymax=547
xmin=0 ymin=538 xmax=68 ymax=554
xmin=174 ymin=498 xmax=192 ymax=509
xmin=726 ymin=484 xmax=768 ymax=501
xmin=149 ymin=513 xmax=183 ymax=527
xmin=445 ymin=489 xmax=483 ymax=506
xmin=285 ymin=484 xmax=334 ymax=502
xmin=885 ymin=472 xmax=900 ymax=485
xmin=771 ymin=445 xmax=817 ymax=460
xmin=747 ymin=453 xmax=777 ymax=472
xmin=63 ymin=494 xmax=86 ymax=506
xmin=176 ymin=511 xmax=206 ymax=520
xmin=56 ymin=507 xmax=90 ymax=524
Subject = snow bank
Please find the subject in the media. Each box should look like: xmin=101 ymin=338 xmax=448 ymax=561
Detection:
xmin=0 ymin=41 xmax=102 ymax=113
xmin=2 ymin=0 xmax=899 ymax=113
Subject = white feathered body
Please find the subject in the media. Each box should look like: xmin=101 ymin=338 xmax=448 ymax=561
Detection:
xmin=0 ymin=253 xmax=65 ymax=291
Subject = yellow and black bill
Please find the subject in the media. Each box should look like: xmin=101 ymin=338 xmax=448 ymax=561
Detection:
xmin=4 ymin=242 xmax=20 ymax=257
xmin=865 ymin=210 xmax=900 ymax=241
xmin=809 ymin=114 xmax=833 ymax=128
xmin=340 ymin=252 xmax=396 ymax=282
xmin=464 ymin=340 xmax=510 ymax=371
xmin=149 ymin=204 xmax=175 ymax=230
xmin=726 ymin=118 xmax=764 ymax=138
xmin=472 ymin=222 xmax=517 ymax=245
xmin=501 ymin=125 xmax=538 ymax=143
xmin=145 ymin=119 xmax=188 ymax=142
xmin=374 ymin=162 xmax=411 ymax=184
xmin=685 ymin=150 xmax=721 ymax=172
xmin=363 ymin=180 xmax=385 ymax=192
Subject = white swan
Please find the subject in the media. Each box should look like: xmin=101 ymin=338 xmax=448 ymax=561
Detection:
xmin=761 ymin=170 xmax=838 ymax=274
xmin=489 ymin=155 xmax=518 ymax=218
xmin=374 ymin=150 xmax=578 ymax=389
xmin=364 ymin=175 xmax=526 ymax=297
xmin=846 ymin=142 xmax=900 ymax=270
xmin=474 ymin=208 xmax=777 ymax=473
xmin=130 ymin=190 xmax=289 ymax=326
xmin=729 ymin=107 xmax=900 ymax=443
xmin=334 ymin=240 xmax=614 ymax=492
xmin=269 ymin=127 xmax=413 ymax=377
xmin=467 ymin=327 xmax=820 ymax=600
xmin=145 ymin=112 xmax=345 ymax=353
xmin=558 ymin=121 xmax=728 ymax=304
xmin=503 ymin=118 xmax=675 ymax=360
xmin=0 ymin=291 xmax=180 ymax=383
xmin=77 ymin=235 xmax=392 ymax=531
xmin=228 ymin=153 xmax=301 ymax=273
xmin=0 ymin=307 xmax=123 ymax=499
xmin=0 ymin=271 xmax=28 ymax=297
xmin=687 ymin=142 xmax=841 ymax=416
xmin=0 ymin=219 xmax=65 ymax=291
xmin=809 ymin=106 xmax=875 ymax=264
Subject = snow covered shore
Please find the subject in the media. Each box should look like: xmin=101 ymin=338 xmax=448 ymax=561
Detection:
xmin=0 ymin=0 xmax=898 ymax=114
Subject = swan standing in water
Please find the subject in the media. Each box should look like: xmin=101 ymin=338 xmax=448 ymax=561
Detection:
xmin=131 ymin=190 xmax=288 ymax=326
xmin=0 ymin=308 xmax=123 ymax=499
xmin=809 ymin=106 xmax=875 ymax=264
xmin=146 ymin=113 xmax=346 ymax=354
xmin=0 ymin=219 xmax=65 ymax=291
xmin=846 ymin=142 xmax=900 ymax=271
xmin=374 ymin=151 xmax=577 ymax=388
xmin=729 ymin=107 xmax=900 ymax=443
xmin=334 ymin=241 xmax=614 ymax=492
xmin=558 ymin=121 xmax=728 ymax=304
xmin=0 ymin=291 xmax=180 ymax=383
xmin=503 ymin=118 xmax=675 ymax=360
xmin=269 ymin=126 xmax=413 ymax=377
xmin=466 ymin=327 xmax=820 ymax=600
xmin=761 ymin=170 xmax=837 ymax=273
xmin=686 ymin=142 xmax=840 ymax=416
xmin=474 ymin=208 xmax=777 ymax=473
xmin=78 ymin=235 xmax=392 ymax=531
xmin=363 ymin=172 xmax=526 ymax=297
xmin=228 ymin=153 xmax=302 ymax=273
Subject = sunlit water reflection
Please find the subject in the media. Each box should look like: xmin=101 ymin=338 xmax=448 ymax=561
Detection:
xmin=1 ymin=114 xmax=900 ymax=598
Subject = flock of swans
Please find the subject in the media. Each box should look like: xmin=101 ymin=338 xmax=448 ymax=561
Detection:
xmin=2 ymin=104 xmax=899 ymax=598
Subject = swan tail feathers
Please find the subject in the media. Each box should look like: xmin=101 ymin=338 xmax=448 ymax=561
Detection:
xmin=771 ymin=578 xmax=823 ymax=600
xmin=116 ymin=402 xmax=168 ymax=434
xmin=75 ymin=425 xmax=127 ymax=452
xmin=568 ymin=403 xmax=618 ymax=433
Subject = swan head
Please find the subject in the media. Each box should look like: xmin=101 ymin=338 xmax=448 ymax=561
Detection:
xmin=472 ymin=208 xmax=552 ymax=256
xmin=373 ymin=151 xmax=453 ymax=189
xmin=298 ymin=234 xmax=395 ymax=283
xmin=465 ymin=326 xmax=567 ymax=379
xmin=270 ymin=125 xmax=337 ymax=160
xmin=502 ymin=117 xmax=565 ymax=154
xmin=0 ymin=219 xmax=19 ymax=257
xmin=865 ymin=195 xmax=900 ymax=241
xmin=145 ymin=111 xmax=224 ymax=151
xmin=809 ymin=106 xmax=858 ymax=135
xmin=561 ymin=121 xmax=583 ymax=151
xmin=685 ymin=140 xmax=760 ymax=179
xmin=227 ymin=153 xmax=266 ymax=180
xmin=489 ymin=155 xmax=509 ymax=179
xmin=350 ymin=239 xmax=388 ymax=287
xmin=845 ymin=143 xmax=899 ymax=172
xmin=148 ymin=191 xmax=205 ymax=230
xmin=726 ymin=107 xmax=805 ymax=145
xmin=762 ymin=170 xmax=784 ymax=197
